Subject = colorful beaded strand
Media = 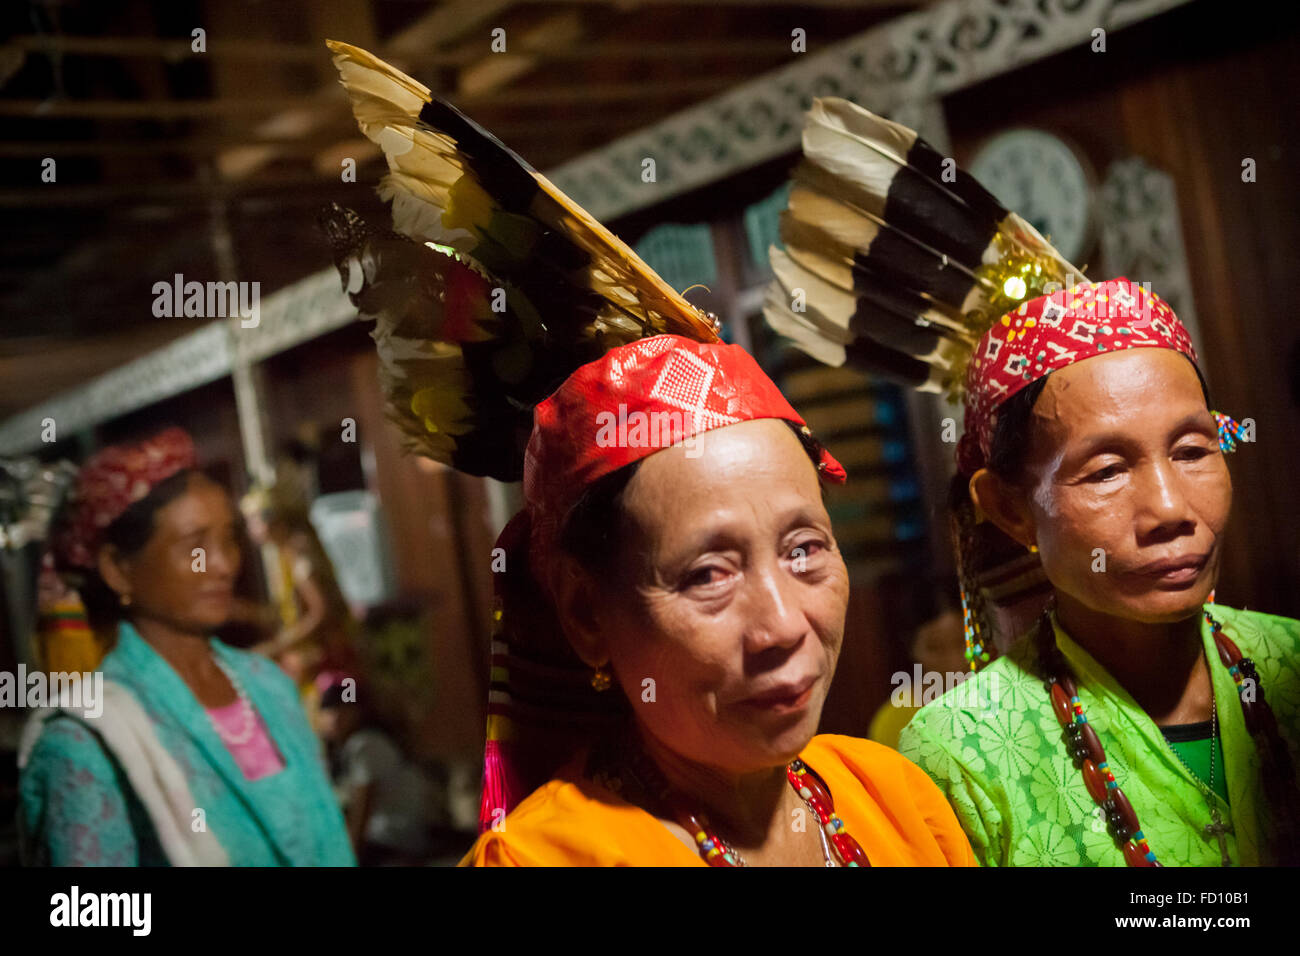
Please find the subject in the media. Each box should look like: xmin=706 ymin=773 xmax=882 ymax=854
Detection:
xmin=620 ymin=744 xmax=868 ymax=867
xmin=1040 ymin=616 xmax=1160 ymax=867
xmin=1045 ymin=607 xmax=1291 ymax=867
xmin=1212 ymin=411 xmax=1243 ymax=454
xmin=788 ymin=759 xmax=871 ymax=866
xmin=959 ymin=584 xmax=988 ymax=672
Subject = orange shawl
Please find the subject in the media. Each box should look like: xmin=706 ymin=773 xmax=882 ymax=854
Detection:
xmin=461 ymin=734 xmax=975 ymax=866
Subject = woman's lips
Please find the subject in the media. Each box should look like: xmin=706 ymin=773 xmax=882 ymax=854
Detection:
xmin=738 ymin=675 xmax=818 ymax=713
xmin=1128 ymin=552 xmax=1209 ymax=588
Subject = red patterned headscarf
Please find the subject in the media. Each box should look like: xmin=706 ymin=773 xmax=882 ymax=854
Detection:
xmin=55 ymin=427 xmax=198 ymax=570
xmin=523 ymin=334 xmax=845 ymax=598
xmin=957 ymin=277 xmax=1198 ymax=476
xmin=479 ymin=335 xmax=845 ymax=830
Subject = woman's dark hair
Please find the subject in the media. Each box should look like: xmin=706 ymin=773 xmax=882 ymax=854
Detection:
xmin=559 ymin=418 xmax=827 ymax=575
xmin=64 ymin=467 xmax=201 ymax=634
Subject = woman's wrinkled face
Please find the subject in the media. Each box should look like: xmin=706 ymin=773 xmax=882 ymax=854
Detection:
xmin=109 ymin=473 xmax=242 ymax=634
xmin=1017 ymin=348 xmax=1231 ymax=623
xmin=595 ymin=419 xmax=850 ymax=774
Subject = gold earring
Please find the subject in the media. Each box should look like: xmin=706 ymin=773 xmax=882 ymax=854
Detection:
xmin=590 ymin=664 xmax=612 ymax=692
xmin=1028 ymin=543 xmax=1039 ymax=553
xmin=120 ymin=593 xmax=132 ymax=607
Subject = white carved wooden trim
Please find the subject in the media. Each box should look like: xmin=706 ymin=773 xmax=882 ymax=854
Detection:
xmin=1099 ymin=156 xmax=1203 ymax=357
xmin=547 ymin=0 xmax=1192 ymax=219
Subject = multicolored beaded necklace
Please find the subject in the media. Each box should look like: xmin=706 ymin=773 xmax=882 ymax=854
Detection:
xmin=1038 ymin=606 xmax=1272 ymax=867
xmin=615 ymin=744 xmax=871 ymax=867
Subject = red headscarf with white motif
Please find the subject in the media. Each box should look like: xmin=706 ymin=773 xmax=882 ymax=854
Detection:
xmin=957 ymin=277 xmax=1198 ymax=476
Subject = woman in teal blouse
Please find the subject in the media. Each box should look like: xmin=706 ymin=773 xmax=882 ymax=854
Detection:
xmin=18 ymin=428 xmax=353 ymax=866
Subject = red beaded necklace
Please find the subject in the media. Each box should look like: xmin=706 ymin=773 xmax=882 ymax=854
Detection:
xmin=1038 ymin=607 xmax=1275 ymax=867
xmin=617 ymin=744 xmax=871 ymax=867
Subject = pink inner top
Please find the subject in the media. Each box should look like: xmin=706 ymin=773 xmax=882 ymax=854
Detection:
xmin=207 ymin=700 xmax=286 ymax=781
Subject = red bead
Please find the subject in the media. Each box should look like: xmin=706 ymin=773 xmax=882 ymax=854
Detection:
xmin=1123 ymin=839 xmax=1156 ymax=867
xmin=1081 ymin=759 xmax=1108 ymax=805
xmin=1214 ymin=631 xmax=1242 ymax=666
xmin=801 ymin=773 xmax=833 ymax=811
xmin=1076 ymin=722 xmax=1105 ymax=765
xmin=1050 ymin=683 xmax=1073 ymax=728
xmin=835 ymin=833 xmax=871 ymax=867
xmin=1109 ymin=788 xmax=1140 ymax=840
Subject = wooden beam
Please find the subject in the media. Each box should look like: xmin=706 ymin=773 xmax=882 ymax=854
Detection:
xmin=0 ymin=137 xmax=344 ymax=157
xmin=214 ymin=0 xmax=517 ymax=181
xmin=511 ymin=38 xmax=798 ymax=59
xmin=6 ymin=35 xmax=324 ymax=62
xmin=0 ymin=96 xmax=321 ymax=120
xmin=0 ymin=172 xmax=339 ymax=208
xmin=458 ymin=74 xmax=737 ymax=106
xmin=514 ymin=0 xmax=923 ymax=4
xmin=457 ymin=10 xmax=585 ymax=97
xmin=8 ymin=34 xmax=804 ymax=65
xmin=0 ymin=108 xmax=657 ymax=159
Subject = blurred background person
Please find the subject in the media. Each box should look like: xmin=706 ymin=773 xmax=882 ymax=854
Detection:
xmin=18 ymin=428 xmax=354 ymax=866
xmin=240 ymin=475 xmax=360 ymax=723
xmin=316 ymin=671 xmax=438 ymax=866
xmin=868 ymin=603 xmax=967 ymax=751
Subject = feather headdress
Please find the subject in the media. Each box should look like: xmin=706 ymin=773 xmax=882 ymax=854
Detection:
xmin=763 ymin=97 xmax=1081 ymax=401
xmin=320 ymin=40 xmax=720 ymax=481
xmin=765 ymin=98 xmax=1243 ymax=673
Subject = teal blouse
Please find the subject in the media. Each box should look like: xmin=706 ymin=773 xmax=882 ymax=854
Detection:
xmin=19 ymin=621 xmax=355 ymax=866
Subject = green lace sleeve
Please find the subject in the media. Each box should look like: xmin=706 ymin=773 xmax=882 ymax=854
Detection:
xmin=899 ymin=714 xmax=1005 ymax=866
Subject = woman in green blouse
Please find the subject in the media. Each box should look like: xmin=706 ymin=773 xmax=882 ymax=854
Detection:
xmin=898 ymin=279 xmax=1300 ymax=867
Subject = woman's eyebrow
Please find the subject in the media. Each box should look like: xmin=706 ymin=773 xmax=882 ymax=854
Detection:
xmin=1165 ymin=411 xmax=1216 ymax=437
xmin=666 ymin=524 xmax=740 ymax=561
xmin=171 ymin=521 xmax=215 ymax=538
xmin=1067 ymin=411 xmax=1213 ymax=461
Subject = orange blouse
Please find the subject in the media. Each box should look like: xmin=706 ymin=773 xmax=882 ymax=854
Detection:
xmin=460 ymin=733 xmax=976 ymax=866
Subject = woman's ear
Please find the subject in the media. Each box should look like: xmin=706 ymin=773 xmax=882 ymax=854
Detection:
xmin=969 ymin=468 xmax=1037 ymax=550
xmin=551 ymin=555 xmax=610 ymax=668
xmin=97 ymin=543 xmax=132 ymax=601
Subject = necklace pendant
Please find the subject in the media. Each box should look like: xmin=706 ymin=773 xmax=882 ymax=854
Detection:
xmin=1204 ymin=808 xmax=1233 ymax=867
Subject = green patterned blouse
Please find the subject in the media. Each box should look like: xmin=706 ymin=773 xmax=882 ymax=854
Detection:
xmin=898 ymin=604 xmax=1300 ymax=866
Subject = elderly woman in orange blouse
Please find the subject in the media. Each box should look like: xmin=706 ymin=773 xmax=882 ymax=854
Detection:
xmin=323 ymin=39 xmax=975 ymax=868
xmin=457 ymin=338 xmax=974 ymax=868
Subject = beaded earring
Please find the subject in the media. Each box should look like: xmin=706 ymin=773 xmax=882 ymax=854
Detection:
xmin=590 ymin=664 xmax=612 ymax=692
xmin=1212 ymin=411 xmax=1243 ymax=453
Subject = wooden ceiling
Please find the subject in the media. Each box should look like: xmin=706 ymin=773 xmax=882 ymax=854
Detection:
xmin=0 ymin=0 xmax=927 ymax=421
